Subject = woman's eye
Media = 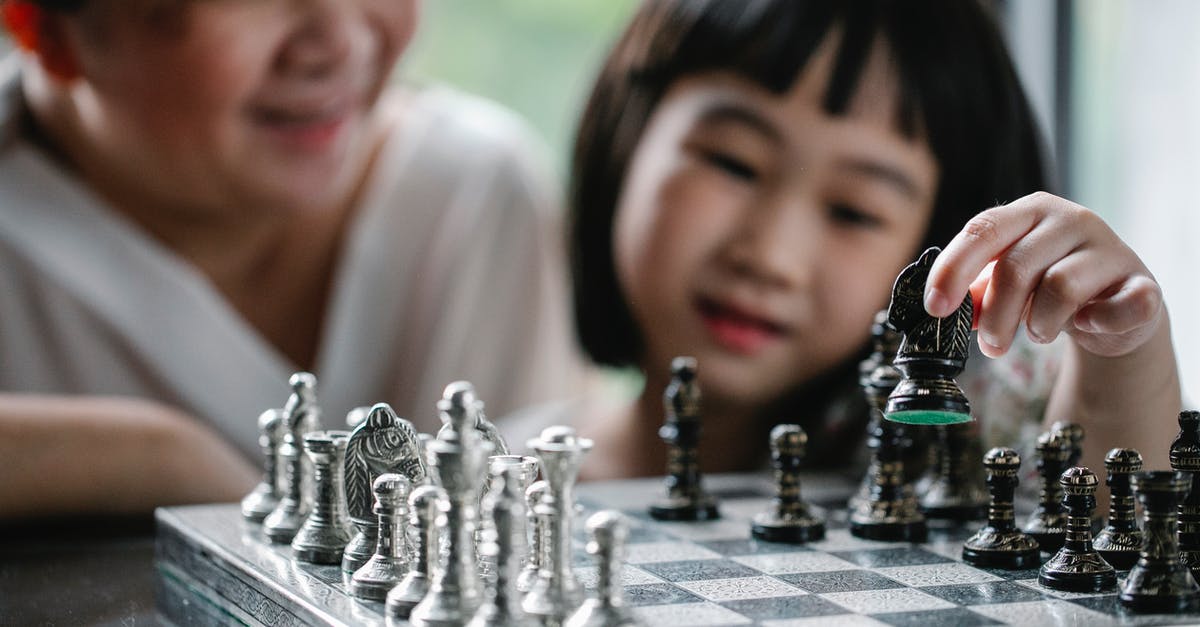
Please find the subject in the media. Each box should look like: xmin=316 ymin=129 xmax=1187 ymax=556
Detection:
xmin=830 ymin=203 xmax=882 ymax=229
xmin=701 ymin=151 xmax=759 ymax=182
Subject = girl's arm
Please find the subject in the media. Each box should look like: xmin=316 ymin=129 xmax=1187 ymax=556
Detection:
xmin=0 ymin=394 xmax=258 ymax=519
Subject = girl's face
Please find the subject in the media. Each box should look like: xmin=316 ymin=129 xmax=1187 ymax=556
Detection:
xmin=56 ymin=0 xmax=416 ymax=216
xmin=613 ymin=35 xmax=938 ymax=409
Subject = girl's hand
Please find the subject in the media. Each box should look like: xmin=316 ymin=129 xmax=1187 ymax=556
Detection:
xmin=922 ymin=191 xmax=1164 ymax=359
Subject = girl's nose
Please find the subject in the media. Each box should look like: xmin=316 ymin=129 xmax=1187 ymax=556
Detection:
xmin=275 ymin=1 xmax=359 ymax=80
xmin=720 ymin=193 xmax=818 ymax=291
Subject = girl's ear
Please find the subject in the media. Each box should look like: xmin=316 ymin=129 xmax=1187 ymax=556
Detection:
xmin=2 ymin=1 xmax=81 ymax=82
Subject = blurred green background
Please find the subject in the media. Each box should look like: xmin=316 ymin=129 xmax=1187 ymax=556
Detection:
xmin=403 ymin=0 xmax=640 ymax=175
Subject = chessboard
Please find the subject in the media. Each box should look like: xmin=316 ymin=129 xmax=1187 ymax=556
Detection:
xmin=155 ymin=472 xmax=1200 ymax=627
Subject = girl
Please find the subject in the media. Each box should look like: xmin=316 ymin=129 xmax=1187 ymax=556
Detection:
xmin=0 ymin=0 xmax=582 ymax=517
xmin=565 ymin=0 xmax=1177 ymax=480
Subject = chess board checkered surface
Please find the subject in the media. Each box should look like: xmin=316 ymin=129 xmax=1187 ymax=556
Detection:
xmin=156 ymin=473 xmax=1200 ymax=626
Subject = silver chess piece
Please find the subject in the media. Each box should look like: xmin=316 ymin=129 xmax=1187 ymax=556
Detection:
xmin=410 ymin=412 xmax=494 ymax=626
xmin=351 ymin=473 xmax=412 ymax=600
xmin=754 ymin=425 xmax=826 ymax=543
xmin=467 ymin=465 xmax=536 ymax=627
xmin=242 ymin=408 xmax=285 ymax=522
xmin=436 ymin=381 xmax=510 ymax=455
xmin=264 ymin=372 xmax=322 ymax=544
xmin=523 ymin=426 xmax=593 ymax=623
xmin=480 ymin=455 xmax=539 ymax=577
xmin=346 ymin=405 xmax=372 ymax=430
xmin=564 ymin=511 xmax=642 ymax=627
xmin=517 ymin=481 xmax=549 ymax=594
xmin=292 ymin=430 xmax=353 ymax=564
xmin=342 ymin=403 xmax=427 ymax=577
xmin=386 ymin=484 xmax=445 ymax=621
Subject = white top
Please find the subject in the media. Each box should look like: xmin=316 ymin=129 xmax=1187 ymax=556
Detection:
xmin=0 ymin=60 xmax=585 ymax=458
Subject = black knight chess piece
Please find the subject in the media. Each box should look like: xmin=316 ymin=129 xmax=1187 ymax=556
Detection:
xmin=1119 ymin=471 xmax=1200 ymax=613
xmin=753 ymin=424 xmax=826 ymax=543
xmin=1037 ymin=467 xmax=1116 ymax=592
xmin=962 ymin=447 xmax=1040 ymax=569
xmin=1023 ymin=431 xmax=1072 ymax=552
xmin=884 ymin=247 xmax=973 ymax=425
xmin=1171 ymin=410 xmax=1200 ymax=579
xmin=649 ymin=357 xmax=719 ymax=521
xmin=1093 ymin=448 xmax=1144 ymax=570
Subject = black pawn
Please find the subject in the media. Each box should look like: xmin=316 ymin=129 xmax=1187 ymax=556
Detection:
xmin=752 ymin=425 xmax=825 ymax=542
xmin=1120 ymin=471 xmax=1200 ymax=613
xmin=649 ymin=357 xmax=719 ymax=521
xmin=1094 ymin=448 xmax=1144 ymax=569
xmin=1038 ymin=467 xmax=1116 ymax=592
xmin=850 ymin=418 xmax=926 ymax=542
xmin=962 ymin=448 xmax=1040 ymax=569
xmin=849 ymin=311 xmax=901 ymax=512
xmin=1171 ymin=410 xmax=1200 ymax=579
xmin=918 ymin=423 xmax=987 ymax=521
xmin=1023 ymin=431 xmax=1071 ymax=552
xmin=1050 ymin=420 xmax=1085 ymax=468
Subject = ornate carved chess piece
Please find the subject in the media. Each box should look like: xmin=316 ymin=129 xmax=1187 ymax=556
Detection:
xmin=1093 ymin=448 xmax=1144 ymax=569
xmin=850 ymin=311 xmax=902 ymax=512
xmin=242 ymin=408 xmax=285 ymax=522
xmin=1037 ymin=467 xmax=1116 ymax=592
xmin=883 ymin=247 xmax=973 ymax=425
xmin=437 ymin=381 xmax=510 ymax=456
xmin=292 ymin=430 xmax=353 ymax=564
xmin=1119 ymin=471 xmax=1200 ymax=613
xmin=1050 ymin=421 xmax=1085 ymax=467
xmin=386 ymin=485 xmax=444 ymax=621
xmin=1023 ymin=430 xmax=1071 ymax=552
xmin=264 ymin=372 xmax=322 ymax=544
xmin=918 ymin=423 xmax=987 ymax=521
xmin=1171 ymin=410 xmax=1200 ymax=579
xmin=518 ymin=481 xmax=549 ymax=594
xmin=467 ymin=465 xmax=536 ymax=627
xmin=564 ymin=511 xmax=643 ymax=627
xmin=350 ymin=473 xmax=411 ymax=600
xmin=849 ymin=395 xmax=926 ymax=543
xmin=962 ymin=447 xmax=1039 ymax=568
xmin=480 ymin=455 xmax=538 ymax=579
xmin=649 ymin=357 xmax=719 ymax=521
xmin=754 ymin=425 xmax=826 ymax=543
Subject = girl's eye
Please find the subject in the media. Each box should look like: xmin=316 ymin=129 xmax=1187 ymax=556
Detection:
xmin=701 ymin=150 xmax=759 ymax=182
xmin=830 ymin=203 xmax=883 ymax=229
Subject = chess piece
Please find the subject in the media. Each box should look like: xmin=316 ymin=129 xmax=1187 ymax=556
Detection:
xmin=649 ymin=357 xmax=719 ymax=521
xmin=850 ymin=311 xmax=902 ymax=512
xmin=467 ymin=466 xmax=536 ymax=627
xmin=292 ymin=430 xmax=354 ymax=564
xmin=410 ymin=417 xmax=494 ymax=626
xmin=517 ymin=481 xmax=549 ymax=594
xmin=342 ymin=402 xmax=427 ymax=577
xmin=351 ymin=473 xmax=412 ymax=600
xmin=241 ymin=408 xmax=285 ymax=522
xmin=1171 ymin=410 xmax=1200 ymax=579
xmin=263 ymin=372 xmax=322 ymax=544
xmin=1119 ymin=471 xmax=1200 ymax=613
xmin=850 ymin=419 xmax=927 ymax=541
xmin=918 ymin=423 xmax=987 ymax=521
xmin=564 ymin=511 xmax=642 ymax=627
xmin=436 ymin=381 xmax=510 ymax=455
xmin=1038 ymin=467 xmax=1116 ymax=592
xmin=883 ymin=247 xmax=973 ymax=425
xmin=1093 ymin=448 xmax=1144 ymax=569
xmin=963 ymin=448 xmax=1040 ymax=569
xmin=386 ymin=485 xmax=444 ymax=621
xmin=1050 ymin=421 xmax=1085 ymax=468
xmin=480 ymin=455 xmax=538 ymax=578
xmin=1023 ymin=430 xmax=1071 ymax=552
xmin=755 ymin=424 xmax=827 ymax=542
xmin=523 ymin=426 xmax=593 ymax=623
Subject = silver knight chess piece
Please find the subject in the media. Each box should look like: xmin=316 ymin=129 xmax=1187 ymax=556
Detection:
xmin=962 ymin=448 xmax=1040 ymax=569
xmin=523 ymin=426 xmax=593 ymax=623
xmin=649 ymin=357 xmax=719 ymax=521
xmin=1094 ymin=448 xmax=1144 ymax=569
xmin=242 ymin=408 xmax=285 ymax=522
xmin=468 ymin=465 xmax=537 ymax=627
xmin=292 ymin=430 xmax=353 ymax=564
xmin=342 ymin=402 xmax=427 ymax=577
xmin=351 ymin=473 xmax=412 ymax=600
xmin=565 ymin=511 xmax=643 ymax=627
xmin=753 ymin=424 xmax=826 ymax=543
xmin=264 ymin=372 xmax=322 ymax=544
xmin=386 ymin=484 xmax=445 ymax=621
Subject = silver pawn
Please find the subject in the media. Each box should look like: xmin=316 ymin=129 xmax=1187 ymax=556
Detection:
xmin=352 ymin=473 xmax=412 ymax=600
xmin=386 ymin=485 xmax=444 ymax=621
xmin=565 ymin=511 xmax=642 ymax=627
xmin=292 ymin=430 xmax=353 ymax=563
xmin=242 ymin=408 xmax=285 ymax=522
xmin=264 ymin=372 xmax=322 ymax=544
xmin=517 ymin=481 xmax=549 ymax=593
xmin=523 ymin=426 xmax=593 ymax=623
xmin=468 ymin=466 xmax=536 ymax=627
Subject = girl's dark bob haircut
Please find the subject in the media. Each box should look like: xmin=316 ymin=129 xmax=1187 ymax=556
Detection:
xmin=569 ymin=0 xmax=1048 ymax=368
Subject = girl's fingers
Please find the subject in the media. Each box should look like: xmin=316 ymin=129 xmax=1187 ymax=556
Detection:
xmin=1024 ymin=248 xmax=1130 ymax=344
xmin=1074 ymin=274 xmax=1163 ymax=337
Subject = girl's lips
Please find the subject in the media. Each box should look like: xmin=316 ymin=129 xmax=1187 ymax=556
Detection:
xmin=253 ymin=106 xmax=352 ymax=152
xmin=696 ymin=297 xmax=788 ymax=355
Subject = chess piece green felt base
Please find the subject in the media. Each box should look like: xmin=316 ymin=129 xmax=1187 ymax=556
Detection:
xmin=884 ymin=410 xmax=973 ymax=425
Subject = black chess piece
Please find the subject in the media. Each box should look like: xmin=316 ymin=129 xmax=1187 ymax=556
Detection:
xmin=849 ymin=418 xmax=927 ymax=542
xmin=753 ymin=424 xmax=826 ymax=543
xmin=649 ymin=357 xmax=719 ymax=521
xmin=1171 ymin=410 xmax=1200 ymax=579
xmin=918 ymin=423 xmax=987 ymax=521
xmin=1093 ymin=448 xmax=1144 ymax=570
xmin=850 ymin=311 xmax=902 ymax=512
xmin=1050 ymin=421 xmax=1085 ymax=468
xmin=962 ymin=447 xmax=1040 ymax=569
xmin=883 ymin=247 xmax=973 ymax=425
xmin=1023 ymin=431 xmax=1071 ymax=552
xmin=1037 ymin=467 xmax=1116 ymax=592
xmin=1119 ymin=471 xmax=1200 ymax=613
